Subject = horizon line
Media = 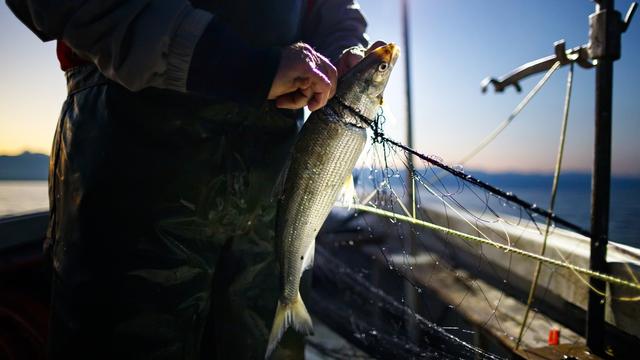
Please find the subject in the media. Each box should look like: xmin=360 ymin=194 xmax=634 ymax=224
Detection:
xmin=3 ymin=151 xmax=639 ymax=178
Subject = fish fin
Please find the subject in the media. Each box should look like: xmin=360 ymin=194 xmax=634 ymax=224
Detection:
xmin=301 ymin=241 xmax=315 ymax=271
xmin=265 ymin=294 xmax=313 ymax=359
xmin=336 ymin=173 xmax=359 ymax=208
xmin=271 ymin=156 xmax=291 ymax=201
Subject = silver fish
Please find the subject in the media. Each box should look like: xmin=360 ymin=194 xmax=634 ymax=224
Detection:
xmin=266 ymin=43 xmax=399 ymax=358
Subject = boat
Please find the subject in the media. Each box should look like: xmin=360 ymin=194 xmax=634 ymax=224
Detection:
xmin=1 ymin=1 xmax=639 ymax=359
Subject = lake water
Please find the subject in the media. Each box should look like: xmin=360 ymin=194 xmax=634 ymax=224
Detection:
xmin=469 ymin=174 xmax=640 ymax=248
xmin=1 ymin=177 xmax=638 ymax=248
xmin=501 ymin=183 xmax=639 ymax=248
xmin=0 ymin=180 xmax=48 ymax=217
xmin=358 ymin=171 xmax=640 ymax=249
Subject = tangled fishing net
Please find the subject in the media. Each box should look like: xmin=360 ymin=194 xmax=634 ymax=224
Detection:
xmin=308 ymin=96 xmax=640 ymax=358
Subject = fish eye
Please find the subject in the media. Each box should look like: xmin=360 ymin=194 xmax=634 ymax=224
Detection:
xmin=378 ymin=63 xmax=389 ymax=72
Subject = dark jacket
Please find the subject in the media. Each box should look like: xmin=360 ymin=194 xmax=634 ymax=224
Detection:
xmin=6 ymin=0 xmax=368 ymax=102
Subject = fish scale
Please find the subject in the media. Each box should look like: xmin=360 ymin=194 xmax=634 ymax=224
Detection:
xmin=266 ymin=43 xmax=399 ymax=359
xmin=279 ymin=115 xmax=367 ymax=300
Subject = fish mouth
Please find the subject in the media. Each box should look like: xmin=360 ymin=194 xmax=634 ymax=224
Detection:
xmin=370 ymin=43 xmax=400 ymax=65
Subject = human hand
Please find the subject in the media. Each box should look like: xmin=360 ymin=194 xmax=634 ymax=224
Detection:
xmin=336 ymin=41 xmax=388 ymax=77
xmin=268 ymin=43 xmax=337 ymax=111
xmin=336 ymin=47 xmax=364 ymax=78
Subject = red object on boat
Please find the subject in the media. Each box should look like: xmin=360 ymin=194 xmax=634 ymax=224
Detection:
xmin=548 ymin=328 xmax=560 ymax=345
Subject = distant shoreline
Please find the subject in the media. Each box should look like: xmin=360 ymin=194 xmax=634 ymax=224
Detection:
xmin=0 ymin=152 xmax=49 ymax=181
xmin=1 ymin=152 xmax=639 ymax=182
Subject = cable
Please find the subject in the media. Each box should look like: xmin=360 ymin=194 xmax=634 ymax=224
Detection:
xmin=458 ymin=61 xmax=562 ymax=165
xmin=338 ymin=203 xmax=640 ymax=293
xmin=335 ymin=96 xmax=591 ymax=238
xmin=515 ymin=63 xmax=574 ymax=350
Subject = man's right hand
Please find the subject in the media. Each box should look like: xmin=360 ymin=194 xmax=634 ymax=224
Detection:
xmin=268 ymin=43 xmax=337 ymax=112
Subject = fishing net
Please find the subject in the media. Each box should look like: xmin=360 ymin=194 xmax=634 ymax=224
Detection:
xmin=308 ymin=96 xmax=640 ymax=358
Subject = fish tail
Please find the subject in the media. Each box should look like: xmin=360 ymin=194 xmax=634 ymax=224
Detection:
xmin=265 ymin=293 xmax=313 ymax=359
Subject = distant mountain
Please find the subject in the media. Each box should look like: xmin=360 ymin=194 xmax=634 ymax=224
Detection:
xmin=0 ymin=152 xmax=49 ymax=180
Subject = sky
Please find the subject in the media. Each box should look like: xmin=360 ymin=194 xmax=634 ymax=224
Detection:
xmin=0 ymin=0 xmax=639 ymax=176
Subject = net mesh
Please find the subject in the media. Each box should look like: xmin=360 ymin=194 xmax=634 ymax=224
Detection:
xmin=309 ymin=106 xmax=640 ymax=359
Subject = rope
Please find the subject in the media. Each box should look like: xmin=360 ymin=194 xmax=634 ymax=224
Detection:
xmin=423 ymin=61 xmax=561 ymax=186
xmin=335 ymin=96 xmax=591 ymax=238
xmin=552 ymin=246 xmax=640 ymax=302
xmin=515 ymin=63 xmax=574 ymax=350
xmin=338 ymin=203 xmax=640 ymax=292
xmin=458 ymin=61 xmax=562 ymax=165
xmin=332 ymin=83 xmax=640 ymax=299
xmin=372 ymin=133 xmax=591 ymax=237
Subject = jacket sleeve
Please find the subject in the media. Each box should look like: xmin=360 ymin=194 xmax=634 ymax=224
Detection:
xmin=5 ymin=0 xmax=280 ymax=102
xmin=302 ymin=0 xmax=369 ymax=64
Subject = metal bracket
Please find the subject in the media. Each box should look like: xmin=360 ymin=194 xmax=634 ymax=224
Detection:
xmin=481 ymin=40 xmax=593 ymax=93
xmin=481 ymin=2 xmax=636 ymax=94
xmin=589 ymin=2 xmax=636 ymax=61
xmin=588 ymin=8 xmax=622 ymax=60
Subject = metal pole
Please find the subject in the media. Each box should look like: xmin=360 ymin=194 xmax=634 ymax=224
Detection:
xmin=400 ymin=0 xmax=419 ymax=342
xmin=587 ymin=0 xmax=615 ymax=355
xmin=401 ymin=0 xmax=414 ymax=152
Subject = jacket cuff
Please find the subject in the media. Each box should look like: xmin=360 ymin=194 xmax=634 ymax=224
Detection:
xmin=186 ymin=20 xmax=282 ymax=103
xmin=165 ymin=8 xmax=213 ymax=92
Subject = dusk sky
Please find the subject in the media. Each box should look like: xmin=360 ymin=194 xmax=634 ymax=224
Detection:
xmin=1 ymin=0 xmax=639 ymax=175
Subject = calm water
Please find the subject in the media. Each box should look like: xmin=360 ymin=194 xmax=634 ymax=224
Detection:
xmin=358 ymin=171 xmax=640 ymax=249
xmin=504 ymin=184 xmax=639 ymax=247
xmin=1 ymin=178 xmax=638 ymax=248
xmin=474 ymin=174 xmax=640 ymax=248
xmin=0 ymin=180 xmax=48 ymax=217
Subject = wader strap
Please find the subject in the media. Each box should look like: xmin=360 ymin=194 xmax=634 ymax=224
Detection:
xmin=65 ymin=65 xmax=109 ymax=96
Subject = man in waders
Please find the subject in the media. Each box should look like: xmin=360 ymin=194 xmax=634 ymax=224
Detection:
xmin=6 ymin=0 xmax=368 ymax=358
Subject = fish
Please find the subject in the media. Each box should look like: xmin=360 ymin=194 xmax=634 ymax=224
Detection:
xmin=265 ymin=42 xmax=400 ymax=358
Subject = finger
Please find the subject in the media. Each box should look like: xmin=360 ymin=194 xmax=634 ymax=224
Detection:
xmin=346 ymin=53 xmax=362 ymax=68
xmin=365 ymin=40 xmax=387 ymax=55
xmin=320 ymin=63 xmax=338 ymax=99
xmin=299 ymin=85 xmax=313 ymax=99
xmin=293 ymin=76 xmax=311 ymax=90
xmin=279 ymin=74 xmax=309 ymax=97
xmin=275 ymin=90 xmax=310 ymax=109
xmin=310 ymin=51 xmax=337 ymax=101
xmin=337 ymin=53 xmax=364 ymax=78
xmin=317 ymin=53 xmax=337 ymax=80
xmin=306 ymin=67 xmax=332 ymax=104
xmin=307 ymin=92 xmax=323 ymax=112
xmin=307 ymin=87 xmax=328 ymax=112
xmin=307 ymin=80 xmax=332 ymax=112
